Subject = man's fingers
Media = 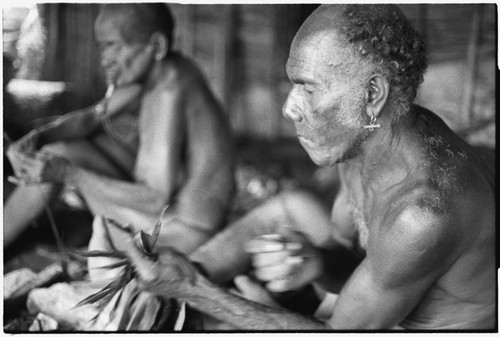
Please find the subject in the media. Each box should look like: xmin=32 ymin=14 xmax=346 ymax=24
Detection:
xmin=233 ymin=275 xmax=267 ymax=298
xmin=245 ymin=239 xmax=286 ymax=253
xmin=234 ymin=275 xmax=261 ymax=294
xmin=252 ymin=250 xmax=289 ymax=267
xmin=254 ymin=263 xmax=295 ymax=282
xmin=245 ymin=238 xmax=302 ymax=254
xmin=266 ymin=278 xmax=293 ymax=293
xmin=8 ymin=175 xmax=39 ymax=186
xmin=233 ymin=275 xmax=279 ymax=307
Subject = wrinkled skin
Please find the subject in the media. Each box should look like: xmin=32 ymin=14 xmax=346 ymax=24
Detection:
xmin=95 ymin=12 xmax=156 ymax=86
xmin=245 ymin=231 xmax=324 ymax=293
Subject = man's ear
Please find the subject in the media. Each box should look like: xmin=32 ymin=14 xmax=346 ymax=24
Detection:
xmin=150 ymin=32 xmax=169 ymax=61
xmin=364 ymin=74 xmax=389 ymax=119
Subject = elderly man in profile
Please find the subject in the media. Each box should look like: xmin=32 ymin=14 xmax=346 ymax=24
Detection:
xmin=6 ymin=3 xmax=234 ymax=280
xmin=125 ymin=4 xmax=494 ymax=330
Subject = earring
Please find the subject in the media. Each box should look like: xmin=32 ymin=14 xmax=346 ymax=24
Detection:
xmin=363 ymin=115 xmax=381 ymax=132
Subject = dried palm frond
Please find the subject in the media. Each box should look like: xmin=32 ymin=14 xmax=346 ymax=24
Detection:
xmin=73 ymin=205 xmax=169 ymax=327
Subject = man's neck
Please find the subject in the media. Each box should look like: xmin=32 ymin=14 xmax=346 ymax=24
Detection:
xmin=341 ymin=108 xmax=416 ymax=189
xmin=144 ymin=54 xmax=174 ymax=91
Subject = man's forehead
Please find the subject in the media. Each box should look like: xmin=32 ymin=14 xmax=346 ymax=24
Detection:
xmin=287 ymin=30 xmax=349 ymax=74
xmin=96 ymin=6 xmax=134 ymax=32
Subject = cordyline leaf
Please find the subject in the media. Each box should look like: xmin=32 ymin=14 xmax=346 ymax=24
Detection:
xmin=151 ymin=205 xmax=169 ymax=248
xmin=72 ymin=249 xmax=127 ymax=259
xmin=126 ymin=292 xmax=161 ymax=330
xmin=137 ymin=205 xmax=168 ymax=256
xmin=92 ymin=260 xmax=129 ymax=270
xmin=97 ymin=268 xmax=135 ymax=314
xmin=74 ymin=266 xmax=133 ymax=310
xmin=108 ymin=286 xmax=125 ymax=323
xmin=103 ymin=220 xmax=118 ymax=251
xmin=75 ymin=286 xmax=115 ymax=308
xmin=139 ymin=231 xmax=153 ymax=255
xmin=107 ymin=219 xmax=134 ymax=233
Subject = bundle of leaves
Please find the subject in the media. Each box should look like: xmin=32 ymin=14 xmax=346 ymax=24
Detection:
xmin=73 ymin=206 xmax=174 ymax=330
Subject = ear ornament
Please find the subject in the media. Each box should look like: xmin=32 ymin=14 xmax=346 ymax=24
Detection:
xmin=363 ymin=115 xmax=381 ymax=132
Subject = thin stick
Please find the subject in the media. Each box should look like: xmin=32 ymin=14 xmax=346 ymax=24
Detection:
xmin=45 ymin=204 xmax=67 ymax=271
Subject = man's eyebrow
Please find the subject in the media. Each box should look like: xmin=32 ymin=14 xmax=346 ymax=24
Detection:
xmin=286 ymin=62 xmax=320 ymax=85
xmin=288 ymin=72 xmax=321 ymax=86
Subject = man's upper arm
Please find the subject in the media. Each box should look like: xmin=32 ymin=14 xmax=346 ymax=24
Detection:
xmin=173 ymin=83 xmax=234 ymax=231
xmin=326 ymin=206 xmax=460 ymax=329
xmin=134 ymin=86 xmax=185 ymax=197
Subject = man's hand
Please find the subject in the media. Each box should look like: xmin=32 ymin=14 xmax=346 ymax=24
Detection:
xmin=11 ymin=129 xmax=42 ymax=154
xmin=6 ymin=130 xmax=41 ymax=178
xmin=232 ymin=275 xmax=281 ymax=308
xmin=245 ymin=232 xmax=324 ymax=292
xmin=125 ymin=237 xmax=203 ymax=298
xmin=10 ymin=151 xmax=70 ymax=185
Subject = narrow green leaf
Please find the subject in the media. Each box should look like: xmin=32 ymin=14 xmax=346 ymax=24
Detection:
xmin=140 ymin=231 xmax=153 ymax=254
xmin=151 ymin=205 xmax=168 ymax=248
xmin=107 ymin=218 xmax=133 ymax=233
xmin=109 ymin=288 xmax=124 ymax=322
xmin=103 ymin=220 xmax=118 ymax=251
xmin=92 ymin=260 xmax=129 ymax=270
xmin=75 ymin=287 xmax=114 ymax=308
xmin=72 ymin=249 xmax=126 ymax=259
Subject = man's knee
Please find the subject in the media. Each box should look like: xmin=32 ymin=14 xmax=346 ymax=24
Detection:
xmin=274 ymin=190 xmax=332 ymax=246
xmin=278 ymin=190 xmax=320 ymax=210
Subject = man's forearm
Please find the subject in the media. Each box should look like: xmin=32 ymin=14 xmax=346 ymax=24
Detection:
xmin=39 ymin=84 xmax=142 ymax=145
xmin=64 ymin=165 xmax=167 ymax=228
xmin=177 ymin=276 xmax=329 ymax=330
xmin=37 ymin=108 xmax=103 ymax=146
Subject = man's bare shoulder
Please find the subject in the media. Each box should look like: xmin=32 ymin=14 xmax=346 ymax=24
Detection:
xmin=408 ymin=105 xmax=493 ymax=209
xmin=380 ymin=186 xmax=457 ymax=246
xmin=369 ymin=189 xmax=462 ymax=283
xmin=158 ymin=52 xmax=208 ymax=91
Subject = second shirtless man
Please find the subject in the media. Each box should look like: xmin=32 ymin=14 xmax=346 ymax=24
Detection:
xmin=6 ymin=3 xmax=235 ymax=280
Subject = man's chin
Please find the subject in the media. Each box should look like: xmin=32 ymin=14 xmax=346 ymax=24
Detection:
xmin=298 ymin=138 xmax=339 ymax=166
xmin=305 ymin=150 xmax=337 ymax=167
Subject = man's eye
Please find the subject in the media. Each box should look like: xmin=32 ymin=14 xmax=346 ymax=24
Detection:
xmin=303 ymin=85 xmax=315 ymax=94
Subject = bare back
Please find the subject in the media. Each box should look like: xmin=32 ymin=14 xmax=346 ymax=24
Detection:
xmin=135 ymin=52 xmax=234 ymax=233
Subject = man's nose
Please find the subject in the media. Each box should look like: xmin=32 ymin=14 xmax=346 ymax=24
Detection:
xmin=282 ymin=92 xmax=303 ymax=123
xmin=100 ymin=49 xmax=115 ymax=69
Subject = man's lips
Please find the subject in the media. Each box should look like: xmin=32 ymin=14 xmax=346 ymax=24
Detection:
xmin=105 ymin=69 xmax=119 ymax=85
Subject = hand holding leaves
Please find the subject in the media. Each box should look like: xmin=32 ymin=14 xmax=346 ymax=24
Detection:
xmin=74 ymin=206 xmax=169 ymax=321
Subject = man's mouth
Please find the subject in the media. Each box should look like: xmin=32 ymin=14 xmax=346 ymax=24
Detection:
xmin=105 ymin=69 xmax=119 ymax=85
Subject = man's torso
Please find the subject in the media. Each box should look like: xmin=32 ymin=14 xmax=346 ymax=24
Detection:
xmin=329 ymin=107 xmax=495 ymax=329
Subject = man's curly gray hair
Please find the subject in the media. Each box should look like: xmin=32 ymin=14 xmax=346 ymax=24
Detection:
xmin=340 ymin=4 xmax=428 ymax=120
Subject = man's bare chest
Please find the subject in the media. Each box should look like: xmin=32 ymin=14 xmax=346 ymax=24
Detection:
xmin=331 ymin=188 xmax=370 ymax=251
